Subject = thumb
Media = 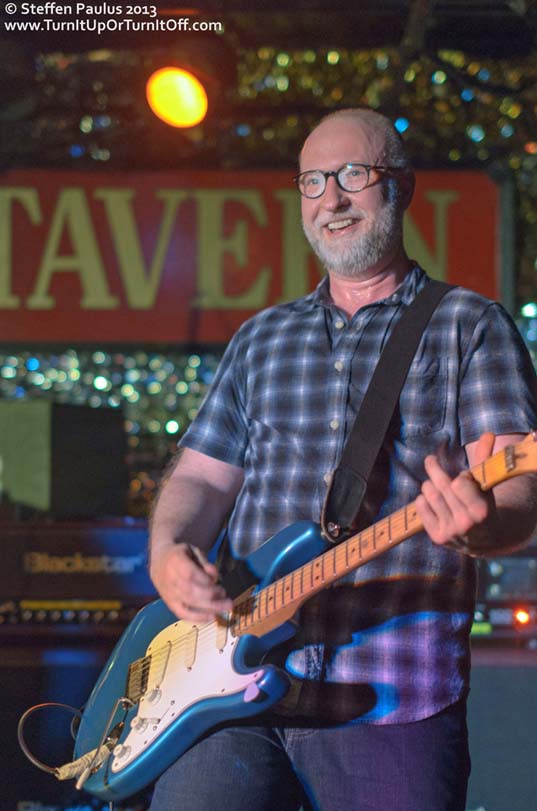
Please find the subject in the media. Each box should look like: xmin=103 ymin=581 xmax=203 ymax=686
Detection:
xmin=473 ymin=431 xmax=495 ymax=465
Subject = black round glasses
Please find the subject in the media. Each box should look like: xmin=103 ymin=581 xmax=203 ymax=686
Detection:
xmin=293 ymin=163 xmax=404 ymax=199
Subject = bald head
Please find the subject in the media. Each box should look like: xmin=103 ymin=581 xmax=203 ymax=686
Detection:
xmin=300 ymin=108 xmax=410 ymax=171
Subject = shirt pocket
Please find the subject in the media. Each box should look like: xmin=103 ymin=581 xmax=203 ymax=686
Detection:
xmin=396 ymin=358 xmax=448 ymax=438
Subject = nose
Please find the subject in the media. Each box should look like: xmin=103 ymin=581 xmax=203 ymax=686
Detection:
xmin=321 ymin=175 xmax=351 ymax=211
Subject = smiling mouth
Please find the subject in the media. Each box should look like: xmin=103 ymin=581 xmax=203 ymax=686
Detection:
xmin=326 ymin=218 xmax=358 ymax=233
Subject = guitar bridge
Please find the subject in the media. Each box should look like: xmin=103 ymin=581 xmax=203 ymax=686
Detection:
xmin=126 ymin=655 xmax=151 ymax=703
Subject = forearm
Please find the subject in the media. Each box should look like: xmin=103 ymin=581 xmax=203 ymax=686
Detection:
xmin=149 ymin=473 xmax=228 ymax=573
xmin=475 ymin=474 xmax=537 ymax=556
xmin=148 ymin=447 xmax=244 ymax=582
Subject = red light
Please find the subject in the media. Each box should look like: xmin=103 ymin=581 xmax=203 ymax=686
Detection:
xmin=514 ymin=608 xmax=531 ymax=625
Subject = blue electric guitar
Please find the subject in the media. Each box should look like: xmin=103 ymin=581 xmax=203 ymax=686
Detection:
xmin=57 ymin=434 xmax=537 ymax=800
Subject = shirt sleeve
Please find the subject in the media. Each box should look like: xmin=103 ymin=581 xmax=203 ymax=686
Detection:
xmin=179 ymin=325 xmax=249 ymax=467
xmin=458 ymin=302 xmax=537 ymax=446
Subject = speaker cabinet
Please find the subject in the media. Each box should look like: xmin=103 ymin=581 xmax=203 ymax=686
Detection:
xmin=467 ymin=647 xmax=537 ymax=811
xmin=0 ymin=402 xmax=128 ymax=518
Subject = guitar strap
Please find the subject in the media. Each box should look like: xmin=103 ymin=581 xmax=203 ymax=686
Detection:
xmin=320 ymin=279 xmax=454 ymax=542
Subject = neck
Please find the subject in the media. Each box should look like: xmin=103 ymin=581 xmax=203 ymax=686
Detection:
xmin=328 ymin=253 xmax=412 ymax=317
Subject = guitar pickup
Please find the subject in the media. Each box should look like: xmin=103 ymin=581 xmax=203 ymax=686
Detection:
xmin=126 ymin=655 xmax=151 ymax=703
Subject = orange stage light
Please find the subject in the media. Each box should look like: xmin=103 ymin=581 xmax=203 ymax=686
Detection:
xmin=514 ymin=608 xmax=531 ymax=625
xmin=146 ymin=67 xmax=208 ymax=128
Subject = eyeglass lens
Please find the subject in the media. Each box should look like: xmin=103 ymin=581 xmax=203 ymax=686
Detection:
xmin=297 ymin=164 xmax=369 ymax=198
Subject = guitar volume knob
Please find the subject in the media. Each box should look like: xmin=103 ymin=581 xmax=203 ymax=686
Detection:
xmin=113 ymin=744 xmax=131 ymax=760
xmin=130 ymin=716 xmax=148 ymax=733
xmin=145 ymin=688 xmax=162 ymax=705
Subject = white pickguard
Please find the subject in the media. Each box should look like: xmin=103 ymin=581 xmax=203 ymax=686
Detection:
xmin=111 ymin=619 xmax=263 ymax=772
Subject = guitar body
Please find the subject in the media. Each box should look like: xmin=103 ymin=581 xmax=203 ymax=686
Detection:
xmin=75 ymin=521 xmax=328 ymax=801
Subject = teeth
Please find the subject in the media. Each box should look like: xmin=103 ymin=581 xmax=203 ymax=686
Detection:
xmin=327 ymin=219 xmax=354 ymax=231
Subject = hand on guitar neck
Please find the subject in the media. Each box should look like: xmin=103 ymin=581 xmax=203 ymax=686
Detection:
xmin=416 ymin=431 xmax=537 ymax=557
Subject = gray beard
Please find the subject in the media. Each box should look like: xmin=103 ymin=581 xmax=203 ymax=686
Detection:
xmin=303 ymin=200 xmax=402 ymax=278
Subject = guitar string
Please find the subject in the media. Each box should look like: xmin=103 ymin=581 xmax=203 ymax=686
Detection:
xmin=132 ymin=451 xmax=508 ymax=683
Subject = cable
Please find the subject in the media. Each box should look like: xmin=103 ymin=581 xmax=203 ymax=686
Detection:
xmin=17 ymin=702 xmax=82 ymax=774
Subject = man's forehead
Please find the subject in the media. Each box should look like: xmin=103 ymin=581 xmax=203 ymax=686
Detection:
xmin=300 ymin=117 xmax=386 ymax=168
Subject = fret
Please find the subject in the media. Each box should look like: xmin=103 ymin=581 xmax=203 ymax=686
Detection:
xmin=266 ymin=584 xmax=275 ymax=614
xmin=330 ymin=546 xmax=337 ymax=576
xmin=359 ymin=531 xmax=366 ymax=553
xmin=275 ymin=580 xmax=282 ymax=609
xmin=303 ymin=562 xmax=311 ymax=592
xmin=372 ymin=523 xmax=377 ymax=551
xmin=236 ymin=611 xmax=244 ymax=633
xmin=481 ymin=460 xmax=486 ymax=486
xmin=404 ymin=505 xmax=408 ymax=532
xmin=387 ymin=513 xmax=392 ymax=542
xmin=283 ymin=574 xmax=292 ymax=606
xmin=377 ymin=522 xmax=385 ymax=544
xmin=265 ymin=586 xmax=272 ymax=619
xmin=275 ymin=578 xmax=283 ymax=610
xmin=293 ymin=570 xmax=301 ymax=600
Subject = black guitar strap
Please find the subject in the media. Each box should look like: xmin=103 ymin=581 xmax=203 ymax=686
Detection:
xmin=320 ymin=279 xmax=454 ymax=542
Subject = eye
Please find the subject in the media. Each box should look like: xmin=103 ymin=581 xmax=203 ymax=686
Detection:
xmin=344 ymin=166 xmax=366 ymax=178
xmin=303 ymin=173 xmax=321 ymax=188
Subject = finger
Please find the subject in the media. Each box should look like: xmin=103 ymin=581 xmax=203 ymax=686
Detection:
xmin=176 ymin=550 xmax=220 ymax=589
xmin=423 ymin=454 xmax=456 ymax=491
xmin=451 ymin=472 xmax=490 ymax=524
xmin=186 ymin=580 xmax=232 ymax=608
xmin=415 ymin=492 xmax=439 ymax=531
xmin=177 ymin=596 xmax=234 ymax=623
xmin=423 ymin=455 xmax=475 ymax=523
xmin=473 ymin=431 xmax=495 ymax=465
xmin=186 ymin=544 xmax=220 ymax=582
xmin=420 ymin=479 xmax=453 ymax=527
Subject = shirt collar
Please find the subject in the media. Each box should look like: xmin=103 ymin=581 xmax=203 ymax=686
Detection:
xmin=290 ymin=265 xmax=428 ymax=313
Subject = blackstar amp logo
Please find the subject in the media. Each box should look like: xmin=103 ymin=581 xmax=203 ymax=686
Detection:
xmin=24 ymin=551 xmax=146 ymax=575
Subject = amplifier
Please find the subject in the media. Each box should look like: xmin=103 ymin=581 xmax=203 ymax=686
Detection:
xmin=472 ymin=544 xmax=537 ymax=645
xmin=0 ymin=520 xmax=157 ymax=634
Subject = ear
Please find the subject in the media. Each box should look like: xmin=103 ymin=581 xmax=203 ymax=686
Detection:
xmin=399 ymin=169 xmax=415 ymax=211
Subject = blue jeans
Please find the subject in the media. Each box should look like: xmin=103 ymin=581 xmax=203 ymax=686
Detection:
xmin=149 ymin=700 xmax=470 ymax=810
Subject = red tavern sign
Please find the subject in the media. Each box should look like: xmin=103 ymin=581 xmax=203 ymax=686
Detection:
xmin=1 ymin=170 xmax=502 ymax=343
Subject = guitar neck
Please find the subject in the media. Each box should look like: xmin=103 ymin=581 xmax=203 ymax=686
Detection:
xmin=232 ymin=440 xmax=529 ymax=638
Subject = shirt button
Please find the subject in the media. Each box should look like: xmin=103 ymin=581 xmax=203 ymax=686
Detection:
xmin=334 ymin=360 xmax=343 ymax=372
xmin=330 ymin=419 xmax=339 ymax=430
xmin=323 ymin=473 xmax=331 ymax=485
xmin=334 ymin=319 xmax=345 ymax=329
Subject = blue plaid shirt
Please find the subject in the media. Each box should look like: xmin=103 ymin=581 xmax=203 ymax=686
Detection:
xmin=181 ymin=266 xmax=537 ymax=723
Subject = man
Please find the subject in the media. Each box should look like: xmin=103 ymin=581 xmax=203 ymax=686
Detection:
xmin=148 ymin=109 xmax=537 ymax=810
